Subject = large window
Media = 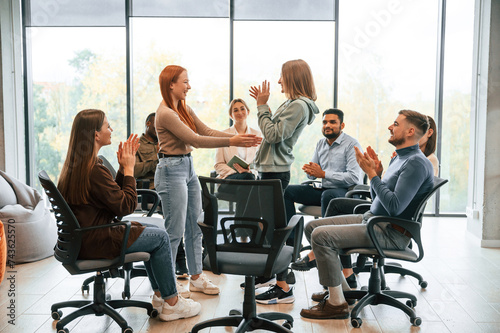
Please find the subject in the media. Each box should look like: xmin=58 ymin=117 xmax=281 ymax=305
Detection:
xmin=30 ymin=27 xmax=126 ymax=188
xmin=23 ymin=0 xmax=474 ymax=215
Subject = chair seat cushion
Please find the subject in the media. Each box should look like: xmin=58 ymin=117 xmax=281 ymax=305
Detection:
xmin=344 ymin=247 xmax=418 ymax=262
xmin=298 ymin=205 xmax=322 ymax=217
xmin=203 ymin=245 xmax=294 ymax=277
xmin=75 ymin=252 xmax=150 ymax=271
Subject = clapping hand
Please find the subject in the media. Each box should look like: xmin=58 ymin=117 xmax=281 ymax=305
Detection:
xmin=249 ymin=80 xmax=271 ymax=106
xmin=354 ymin=146 xmax=382 ymax=180
xmin=117 ymin=134 xmax=140 ymax=176
xmin=302 ymin=162 xmax=325 ymax=178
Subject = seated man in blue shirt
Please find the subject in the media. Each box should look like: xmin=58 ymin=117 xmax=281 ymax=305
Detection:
xmin=300 ymin=109 xmax=434 ymax=320
xmin=284 ymin=108 xmax=363 ymax=220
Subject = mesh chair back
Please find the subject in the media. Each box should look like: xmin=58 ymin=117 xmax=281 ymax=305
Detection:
xmin=38 ymin=171 xmax=82 ymax=272
xmin=412 ymin=176 xmax=448 ymax=222
xmin=199 ymin=176 xmax=286 ymax=249
xmin=98 ymin=155 xmax=117 ymax=178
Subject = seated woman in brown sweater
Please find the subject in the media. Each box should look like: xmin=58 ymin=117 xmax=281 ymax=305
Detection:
xmin=57 ymin=109 xmax=200 ymax=322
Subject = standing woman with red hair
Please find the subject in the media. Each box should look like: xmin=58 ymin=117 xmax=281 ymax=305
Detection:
xmin=155 ymin=65 xmax=261 ymax=296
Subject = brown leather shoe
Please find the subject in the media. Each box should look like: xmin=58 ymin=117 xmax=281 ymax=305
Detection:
xmin=311 ymin=290 xmax=328 ymax=302
xmin=300 ymin=300 xmax=349 ymax=319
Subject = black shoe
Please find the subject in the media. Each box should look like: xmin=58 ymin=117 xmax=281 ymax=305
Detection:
xmin=240 ymin=276 xmax=276 ymax=290
xmin=290 ymin=256 xmax=317 ymax=271
xmin=346 ymin=274 xmax=357 ymax=289
xmin=255 ymin=285 xmax=295 ymax=304
xmin=176 ymin=260 xmax=189 ymax=279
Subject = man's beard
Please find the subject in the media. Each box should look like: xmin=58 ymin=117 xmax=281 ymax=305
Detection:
xmin=388 ymin=136 xmax=405 ymax=147
xmin=323 ymin=129 xmax=340 ymax=140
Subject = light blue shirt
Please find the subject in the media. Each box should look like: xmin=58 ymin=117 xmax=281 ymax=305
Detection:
xmin=309 ymin=132 xmax=363 ymax=189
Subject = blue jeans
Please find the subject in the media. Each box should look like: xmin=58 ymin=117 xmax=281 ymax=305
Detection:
xmin=284 ymin=185 xmax=348 ymax=222
xmin=155 ymin=155 xmax=203 ymax=276
xmin=126 ymin=223 xmax=177 ymax=299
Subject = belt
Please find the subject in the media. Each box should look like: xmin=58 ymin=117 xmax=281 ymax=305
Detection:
xmin=391 ymin=224 xmax=411 ymax=237
xmin=158 ymin=152 xmax=191 ymax=159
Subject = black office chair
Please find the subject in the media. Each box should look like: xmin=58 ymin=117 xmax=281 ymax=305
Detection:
xmin=80 ymin=156 xmax=161 ymax=299
xmin=191 ymin=176 xmax=304 ymax=333
xmin=348 ymin=182 xmax=433 ymax=289
xmin=342 ymin=176 xmax=448 ymax=328
xmin=38 ymin=171 xmax=157 ymax=333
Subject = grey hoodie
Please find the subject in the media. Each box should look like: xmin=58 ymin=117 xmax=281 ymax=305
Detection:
xmin=254 ymin=96 xmax=319 ymax=172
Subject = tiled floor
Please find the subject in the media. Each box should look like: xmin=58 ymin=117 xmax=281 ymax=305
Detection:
xmin=1 ymin=217 xmax=499 ymax=332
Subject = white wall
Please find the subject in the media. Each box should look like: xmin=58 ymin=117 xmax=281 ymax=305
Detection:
xmin=467 ymin=0 xmax=500 ymax=247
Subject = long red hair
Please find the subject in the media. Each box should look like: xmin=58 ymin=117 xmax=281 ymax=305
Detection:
xmin=159 ymin=65 xmax=197 ymax=132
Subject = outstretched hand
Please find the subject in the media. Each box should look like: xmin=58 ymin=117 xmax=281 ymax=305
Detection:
xmin=249 ymin=80 xmax=270 ymax=106
xmin=229 ymin=134 xmax=262 ymax=147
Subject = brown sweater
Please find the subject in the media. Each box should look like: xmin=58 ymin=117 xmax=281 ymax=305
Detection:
xmin=69 ymin=160 xmax=145 ymax=260
xmin=155 ymin=102 xmax=233 ymax=155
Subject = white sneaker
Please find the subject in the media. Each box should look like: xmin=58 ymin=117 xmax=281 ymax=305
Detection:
xmin=159 ymin=296 xmax=201 ymax=322
xmin=190 ymin=274 xmax=220 ymax=295
xmin=152 ymin=294 xmax=164 ymax=313
xmin=176 ymin=281 xmax=191 ymax=298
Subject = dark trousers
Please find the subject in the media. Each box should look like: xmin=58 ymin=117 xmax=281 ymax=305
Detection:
xmin=284 ymin=184 xmax=348 ymax=222
xmin=324 ymin=197 xmax=371 ymax=269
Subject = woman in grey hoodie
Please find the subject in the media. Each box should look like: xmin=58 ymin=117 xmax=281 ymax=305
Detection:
xmin=248 ymin=59 xmax=319 ymax=304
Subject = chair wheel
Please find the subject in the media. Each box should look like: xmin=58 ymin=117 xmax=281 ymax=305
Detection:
xmin=81 ymin=286 xmax=89 ymax=295
xmin=411 ymin=317 xmax=422 ymax=326
xmin=52 ymin=310 xmax=63 ymax=320
xmin=406 ymin=299 xmax=417 ymax=308
xmin=283 ymin=320 xmax=293 ymax=329
xmin=57 ymin=328 xmax=69 ymax=333
xmin=122 ymin=291 xmax=131 ymax=300
xmin=229 ymin=309 xmax=241 ymax=316
xmin=351 ymin=317 xmax=363 ymax=328
xmin=122 ymin=327 xmax=133 ymax=333
xmin=419 ymin=281 xmax=428 ymax=288
xmin=149 ymin=308 xmax=159 ymax=318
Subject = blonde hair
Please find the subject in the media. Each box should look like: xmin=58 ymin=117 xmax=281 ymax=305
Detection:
xmin=281 ymin=59 xmax=317 ymax=101
xmin=228 ymin=98 xmax=250 ymax=117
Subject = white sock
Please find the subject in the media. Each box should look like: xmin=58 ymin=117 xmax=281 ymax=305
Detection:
xmin=340 ymin=273 xmax=351 ymax=291
xmin=327 ymin=285 xmax=346 ymax=306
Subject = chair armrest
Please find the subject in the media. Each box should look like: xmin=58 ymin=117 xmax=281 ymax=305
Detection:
xmin=198 ymin=221 xmax=219 ymax=275
xmin=365 ymin=216 xmax=423 ymax=262
xmin=137 ymin=189 xmax=160 ymax=216
xmin=76 ymin=221 xmax=132 ymax=267
xmin=300 ymin=180 xmax=319 ymax=185
xmin=345 ymin=189 xmax=371 ymax=199
xmin=263 ymin=215 xmax=303 ymax=278
xmin=353 ymin=203 xmax=371 ymax=214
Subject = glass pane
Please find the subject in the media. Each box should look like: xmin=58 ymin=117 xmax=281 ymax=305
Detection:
xmin=30 ymin=27 xmax=126 ymax=189
xmin=132 ymin=0 xmax=229 ymax=18
xmin=233 ymin=21 xmax=335 ymax=184
xmin=27 ymin=0 xmax=125 ymax=27
xmin=234 ymin=0 xmax=335 ymax=21
xmin=338 ymin=0 xmax=439 ymax=205
xmin=131 ymin=18 xmax=229 ymax=178
xmin=439 ymin=0 xmax=474 ymax=213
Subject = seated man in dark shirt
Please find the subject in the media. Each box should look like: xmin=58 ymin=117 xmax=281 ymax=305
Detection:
xmin=300 ymin=110 xmax=434 ymax=320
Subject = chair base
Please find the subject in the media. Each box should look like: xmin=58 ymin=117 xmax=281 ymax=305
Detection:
xmin=191 ymin=276 xmax=293 ymax=333
xmin=353 ymin=257 xmax=427 ymax=289
xmin=344 ymin=258 xmax=421 ymax=328
xmin=81 ymin=263 xmax=147 ymax=299
xmin=54 ymin=272 xmax=156 ymax=333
